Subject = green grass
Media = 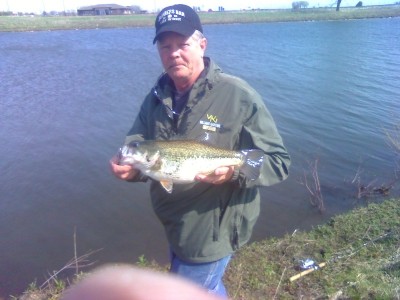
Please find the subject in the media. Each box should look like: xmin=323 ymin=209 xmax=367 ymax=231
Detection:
xmin=200 ymin=6 xmax=400 ymax=24
xmin=15 ymin=198 xmax=400 ymax=299
xmin=225 ymin=198 xmax=400 ymax=299
xmin=1 ymin=6 xmax=400 ymax=32
xmin=0 ymin=14 xmax=155 ymax=32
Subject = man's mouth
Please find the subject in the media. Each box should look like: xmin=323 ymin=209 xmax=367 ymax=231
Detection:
xmin=169 ymin=64 xmax=185 ymax=70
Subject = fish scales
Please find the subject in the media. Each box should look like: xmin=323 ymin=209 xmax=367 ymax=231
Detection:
xmin=118 ymin=140 xmax=264 ymax=193
xmin=152 ymin=141 xmax=243 ymax=179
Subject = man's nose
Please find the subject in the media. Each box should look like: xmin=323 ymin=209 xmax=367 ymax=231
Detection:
xmin=169 ymin=45 xmax=181 ymax=58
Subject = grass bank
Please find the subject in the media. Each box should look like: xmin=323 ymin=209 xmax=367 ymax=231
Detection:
xmin=1 ymin=5 xmax=400 ymax=32
xmin=16 ymin=198 xmax=400 ymax=299
xmin=225 ymin=198 xmax=400 ymax=299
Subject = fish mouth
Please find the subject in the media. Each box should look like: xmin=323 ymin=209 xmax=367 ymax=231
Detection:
xmin=118 ymin=146 xmax=138 ymax=165
xmin=119 ymin=146 xmax=131 ymax=157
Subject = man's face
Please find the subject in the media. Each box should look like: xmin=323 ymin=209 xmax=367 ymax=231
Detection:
xmin=157 ymin=32 xmax=207 ymax=90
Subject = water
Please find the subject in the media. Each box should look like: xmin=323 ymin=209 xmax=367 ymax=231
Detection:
xmin=1 ymin=18 xmax=399 ymax=297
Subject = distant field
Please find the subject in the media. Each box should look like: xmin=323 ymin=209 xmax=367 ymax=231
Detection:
xmin=0 ymin=5 xmax=400 ymax=32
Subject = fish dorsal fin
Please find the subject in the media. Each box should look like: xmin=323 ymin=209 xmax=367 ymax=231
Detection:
xmin=160 ymin=180 xmax=173 ymax=193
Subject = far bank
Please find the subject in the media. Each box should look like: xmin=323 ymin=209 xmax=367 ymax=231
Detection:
xmin=1 ymin=5 xmax=400 ymax=32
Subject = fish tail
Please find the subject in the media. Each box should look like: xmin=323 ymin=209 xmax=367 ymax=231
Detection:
xmin=239 ymin=150 xmax=264 ymax=180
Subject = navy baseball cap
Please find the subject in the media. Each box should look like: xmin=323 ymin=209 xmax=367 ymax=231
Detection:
xmin=153 ymin=4 xmax=203 ymax=44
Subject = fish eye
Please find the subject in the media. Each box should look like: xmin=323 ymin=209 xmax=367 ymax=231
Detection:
xmin=130 ymin=141 xmax=140 ymax=148
xmin=146 ymin=155 xmax=150 ymax=162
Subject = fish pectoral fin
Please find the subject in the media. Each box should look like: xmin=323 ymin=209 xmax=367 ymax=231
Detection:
xmin=160 ymin=180 xmax=173 ymax=193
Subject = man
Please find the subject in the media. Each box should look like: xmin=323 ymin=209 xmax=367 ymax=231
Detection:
xmin=110 ymin=4 xmax=290 ymax=298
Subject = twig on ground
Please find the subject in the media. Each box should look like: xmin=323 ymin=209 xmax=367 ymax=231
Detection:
xmin=39 ymin=229 xmax=101 ymax=290
xmin=40 ymin=249 xmax=100 ymax=289
xmin=301 ymin=157 xmax=325 ymax=213
xmin=273 ymin=267 xmax=286 ymax=299
xmin=351 ymin=165 xmax=399 ymax=199
xmin=74 ymin=226 xmax=78 ymax=275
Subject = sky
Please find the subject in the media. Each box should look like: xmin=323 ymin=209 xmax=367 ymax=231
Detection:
xmin=0 ymin=0 xmax=396 ymax=14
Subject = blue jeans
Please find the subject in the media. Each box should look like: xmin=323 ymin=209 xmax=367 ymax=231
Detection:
xmin=170 ymin=252 xmax=232 ymax=298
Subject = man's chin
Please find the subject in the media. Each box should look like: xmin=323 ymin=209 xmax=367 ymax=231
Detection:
xmin=168 ymin=70 xmax=190 ymax=81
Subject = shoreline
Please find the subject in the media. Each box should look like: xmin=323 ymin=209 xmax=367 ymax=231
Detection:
xmin=15 ymin=198 xmax=400 ymax=299
xmin=1 ymin=5 xmax=400 ymax=32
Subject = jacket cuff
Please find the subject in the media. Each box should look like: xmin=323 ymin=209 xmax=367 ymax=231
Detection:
xmin=229 ymin=167 xmax=240 ymax=182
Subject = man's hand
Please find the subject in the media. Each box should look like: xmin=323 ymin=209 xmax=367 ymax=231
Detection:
xmin=195 ymin=166 xmax=235 ymax=185
xmin=109 ymin=156 xmax=139 ymax=181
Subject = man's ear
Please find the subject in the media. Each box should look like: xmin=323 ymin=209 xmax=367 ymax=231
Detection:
xmin=200 ymin=38 xmax=208 ymax=53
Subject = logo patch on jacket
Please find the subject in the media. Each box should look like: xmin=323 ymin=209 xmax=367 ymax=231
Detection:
xmin=200 ymin=114 xmax=221 ymax=132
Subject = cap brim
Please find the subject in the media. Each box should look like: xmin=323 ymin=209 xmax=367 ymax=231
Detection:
xmin=153 ymin=22 xmax=196 ymax=44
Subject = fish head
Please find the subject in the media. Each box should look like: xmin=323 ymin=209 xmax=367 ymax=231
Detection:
xmin=118 ymin=141 xmax=160 ymax=169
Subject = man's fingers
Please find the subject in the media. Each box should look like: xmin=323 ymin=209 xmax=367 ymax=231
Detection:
xmin=195 ymin=166 xmax=234 ymax=184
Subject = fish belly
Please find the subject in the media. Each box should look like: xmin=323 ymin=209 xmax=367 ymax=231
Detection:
xmin=158 ymin=157 xmax=242 ymax=183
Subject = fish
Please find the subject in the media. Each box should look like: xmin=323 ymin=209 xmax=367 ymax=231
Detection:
xmin=118 ymin=140 xmax=264 ymax=193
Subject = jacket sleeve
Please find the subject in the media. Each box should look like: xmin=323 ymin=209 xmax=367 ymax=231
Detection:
xmin=236 ymin=94 xmax=290 ymax=188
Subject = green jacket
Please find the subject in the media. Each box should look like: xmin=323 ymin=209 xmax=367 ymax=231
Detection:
xmin=125 ymin=58 xmax=290 ymax=263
